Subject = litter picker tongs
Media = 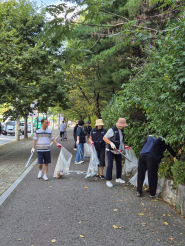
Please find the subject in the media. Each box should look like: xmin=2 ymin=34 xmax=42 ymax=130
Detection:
xmin=110 ymin=149 xmax=132 ymax=162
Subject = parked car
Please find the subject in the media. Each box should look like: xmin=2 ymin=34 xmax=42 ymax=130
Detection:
xmin=1 ymin=124 xmax=7 ymax=135
xmin=20 ymin=122 xmax=36 ymax=134
xmin=6 ymin=121 xmax=16 ymax=135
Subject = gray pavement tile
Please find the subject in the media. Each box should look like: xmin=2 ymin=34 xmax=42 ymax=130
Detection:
xmin=0 ymin=128 xmax=185 ymax=246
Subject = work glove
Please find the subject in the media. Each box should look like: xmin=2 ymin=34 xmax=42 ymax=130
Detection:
xmin=57 ymin=143 xmax=63 ymax=149
xmin=31 ymin=148 xmax=35 ymax=154
xmin=91 ymin=142 xmax=94 ymax=146
xmin=110 ymin=142 xmax=116 ymax=150
xmin=76 ymin=140 xmax=79 ymax=145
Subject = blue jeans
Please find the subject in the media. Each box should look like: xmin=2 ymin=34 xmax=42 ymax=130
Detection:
xmin=75 ymin=143 xmax=84 ymax=162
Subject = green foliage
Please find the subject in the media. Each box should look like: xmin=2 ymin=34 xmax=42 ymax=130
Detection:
xmin=171 ymin=160 xmax=185 ymax=189
xmin=158 ymin=154 xmax=174 ymax=179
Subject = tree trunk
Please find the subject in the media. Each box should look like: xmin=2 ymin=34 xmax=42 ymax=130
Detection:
xmin=24 ymin=116 xmax=28 ymax=138
xmin=94 ymin=90 xmax=101 ymax=118
xmin=88 ymin=115 xmax=91 ymax=123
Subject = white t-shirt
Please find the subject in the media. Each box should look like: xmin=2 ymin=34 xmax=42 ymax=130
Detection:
xmin=33 ymin=128 xmax=54 ymax=152
xmin=59 ymin=123 xmax=66 ymax=132
xmin=104 ymin=128 xmax=124 ymax=151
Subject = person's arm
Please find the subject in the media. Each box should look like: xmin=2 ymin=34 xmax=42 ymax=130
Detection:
xmin=103 ymin=129 xmax=116 ymax=149
xmin=52 ymin=138 xmax=63 ymax=148
xmin=166 ymin=144 xmax=176 ymax=157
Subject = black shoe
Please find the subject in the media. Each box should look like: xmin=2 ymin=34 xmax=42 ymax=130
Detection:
xmin=95 ymin=174 xmax=99 ymax=178
xmin=99 ymin=175 xmax=105 ymax=180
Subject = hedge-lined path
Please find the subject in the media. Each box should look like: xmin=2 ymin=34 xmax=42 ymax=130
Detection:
xmin=0 ymin=127 xmax=185 ymax=246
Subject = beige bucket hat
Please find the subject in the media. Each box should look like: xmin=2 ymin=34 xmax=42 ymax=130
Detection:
xmin=95 ymin=119 xmax=104 ymax=126
xmin=116 ymin=118 xmax=128 ymax=127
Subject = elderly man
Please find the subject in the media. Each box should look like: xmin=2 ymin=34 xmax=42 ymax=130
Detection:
xmin=103 ymin=118 xmax=128 ymax=188
xmin=31 ymin=119 xmax=62 ymax=180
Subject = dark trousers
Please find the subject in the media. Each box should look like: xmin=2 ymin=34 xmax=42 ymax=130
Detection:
xmin=137 ymin=154 xmax=159 ymax=196
xmin=96 ymin=148 xmax=105 ymax=167
xmin=60 ymin=131 xmax=64 ymax=138
xmin=106 ymin=151 xmax=122 ymax=181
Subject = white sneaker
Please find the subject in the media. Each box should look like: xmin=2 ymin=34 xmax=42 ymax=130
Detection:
xmin=80 ymin=161 xmax=84 ymax=164
xmin=106 ymin=181 xmax=113 ymax=188
xmin=43 ymin=174 xmax=48 ymax=181
xmin=74 ymin=148 xmax=77 ymax=151
xmin=116 ymin=178 xmax=125 ymax=184
xmin=75 ymin=161 xmax=82 ymax=164
xmin=38 ymin=170 xmax=43 ymax=179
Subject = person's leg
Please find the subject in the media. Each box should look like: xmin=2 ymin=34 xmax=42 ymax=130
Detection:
xmin=147 ymin=156 xmax=159 ymax=196
xmin=106 ymin=151 xmax=114 ymax=181
xmin=44 ymin=164 xmax=48 ymax=175
xmin=75 ymin=146 xmax=80 ymax=162
xmin=60 ymin=131 xmax=62 ymax=138
xmin=115 ymin=154 xmax=122 ymax=179
xmin=99 ymin=148 xmax=105 ymax=176
xmin=37 ymin=152 xmax=43 ymax=178
xmin=137 ymin=154 xmax=147 ymax=194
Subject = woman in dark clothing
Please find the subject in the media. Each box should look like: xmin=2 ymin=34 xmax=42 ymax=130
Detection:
xmin=137 ymin=135 xmax=176 ymax=198
xmin=75 ymin=120 xmax=86 ymax=164
xmin=90 ymin=119 xmax=106 ymax=179
xmin=73 ymin=121 xmax=78 ymax=150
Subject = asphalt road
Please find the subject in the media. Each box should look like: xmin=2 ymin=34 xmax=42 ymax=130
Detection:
xmin=0 ymin=133 xmax=32 ymax=145
xmin=0 ymin=128 xmax=185 ymax=246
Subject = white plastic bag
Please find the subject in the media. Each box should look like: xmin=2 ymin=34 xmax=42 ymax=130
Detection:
xmin=122 ymin=148 xmax=138 ymax=175
xmin=53 ymin=147 xmax=72 ymax=177
xmin=129 ymin=171 xmax=149 ymax=187
xmin=85 ymin=146 xmax=99 ymax=178
xmin=84 ymin=143 xmax=91 ymax=157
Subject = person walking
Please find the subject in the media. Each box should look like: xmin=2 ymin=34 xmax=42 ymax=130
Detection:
xmin=103 ymin=118 xmax=128 ymax=187
xmin=137 ymin=135 xmax=176 ymax=198
xmin=90 ymin=119 xmax=106 ymax=179
xmin=75 ymin=120 xmax=86 ymax=164
xmin=73 ymin=121 xmax=78 ymax=150
xmin=31 ymin=119 xmax=62 ymax=181
xmin=59 ymin=120 xmax=66 ymax=141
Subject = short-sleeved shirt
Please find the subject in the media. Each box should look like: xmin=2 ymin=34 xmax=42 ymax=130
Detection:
xmin=59 ymin=123 xmax=66 ymax=132
xmin=33 ymin=128 xmax=54 ymax=152
xmin=104 ymin=128 xmax=124 ymax=151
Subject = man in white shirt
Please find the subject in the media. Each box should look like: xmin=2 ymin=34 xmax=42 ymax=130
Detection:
xmin=103 ymin=118 xmax=128 ymax=188
xmin=59 ymin=121 xmax=66 ymax=141
xmin=31 ymin=119 xmax=62 ymax=180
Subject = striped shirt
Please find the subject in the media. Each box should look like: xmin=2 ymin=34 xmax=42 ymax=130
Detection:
xmin=33 ymin=129 xmax=54 ymax=152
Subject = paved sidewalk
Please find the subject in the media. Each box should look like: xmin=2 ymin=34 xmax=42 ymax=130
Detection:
xmin=0 ymin=130 xmax=59 ymax=196
xmin=0 ymin=128 xmax=185 ymax=246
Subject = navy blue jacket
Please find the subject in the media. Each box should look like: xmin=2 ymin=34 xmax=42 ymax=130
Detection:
xmin=77 ymin=127 xmax=86 ymax=143
xmin=140 ymin=135 xmax=176 ymax=162
xmin=91 ymin=128 xmax=106 ymax=149
xmin=107 ymin=126 xmax=124 ymax=150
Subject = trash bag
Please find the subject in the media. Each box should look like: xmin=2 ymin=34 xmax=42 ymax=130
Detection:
xmin=53 ymin=147 xmax=72 ymax=177
xmin=85 ymin=146 xmax=99 ymax=178
xmin=129 ymin=171 xmax=149 ymax=187
xmin=122 ymin=148 xmax=138 ymax=175
xmin=84 ymin=143 xmax=91 ymax=157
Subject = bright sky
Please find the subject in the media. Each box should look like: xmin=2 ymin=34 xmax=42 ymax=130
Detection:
xmin=35 ymin=0 xmax=76 ymax=7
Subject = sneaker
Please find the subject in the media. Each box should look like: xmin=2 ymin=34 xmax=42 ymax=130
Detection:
xmin=43 ymin=174 xmax=48 ymax=181
xmin=116 ymin=178 xmax=125 ymax=184
xmin=99 ymin=175 xmax=105 ymax=180
xmin=74 ymin=161 xmax=82 ymax=164
xmin=150 ymin=194 xmax=159 ymax=198
xmin=137 ymin=192 xmax=143 ymax=197
xmin=74 ymin=148 xmax=77 ymax=151
xmin=106 ymin=181 xmax=113 ymax=188
xmin=84 ymin=156 xmax=88 ymax=158
xmin=80 ymin=161 xmax=84 ymax=164
xmin=38 ymin=170 xmax=43 ymax=179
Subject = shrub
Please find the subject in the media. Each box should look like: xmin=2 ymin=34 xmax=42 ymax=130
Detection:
xmin=171 ymin=160 xmax=185 ymax=189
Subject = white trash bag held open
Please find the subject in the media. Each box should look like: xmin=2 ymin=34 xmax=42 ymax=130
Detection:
xmin=53 ymin=147 xmax=72 ymax=177
xmin=129 ymin=171 xmax=149 ymax=187
xmin=85 ymin=145 xmax=99 ymax=178
xmin=84 ymin=143 xmax=91 ymax=157
xmin=122 ymin=147 xmax=138 ymax=175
